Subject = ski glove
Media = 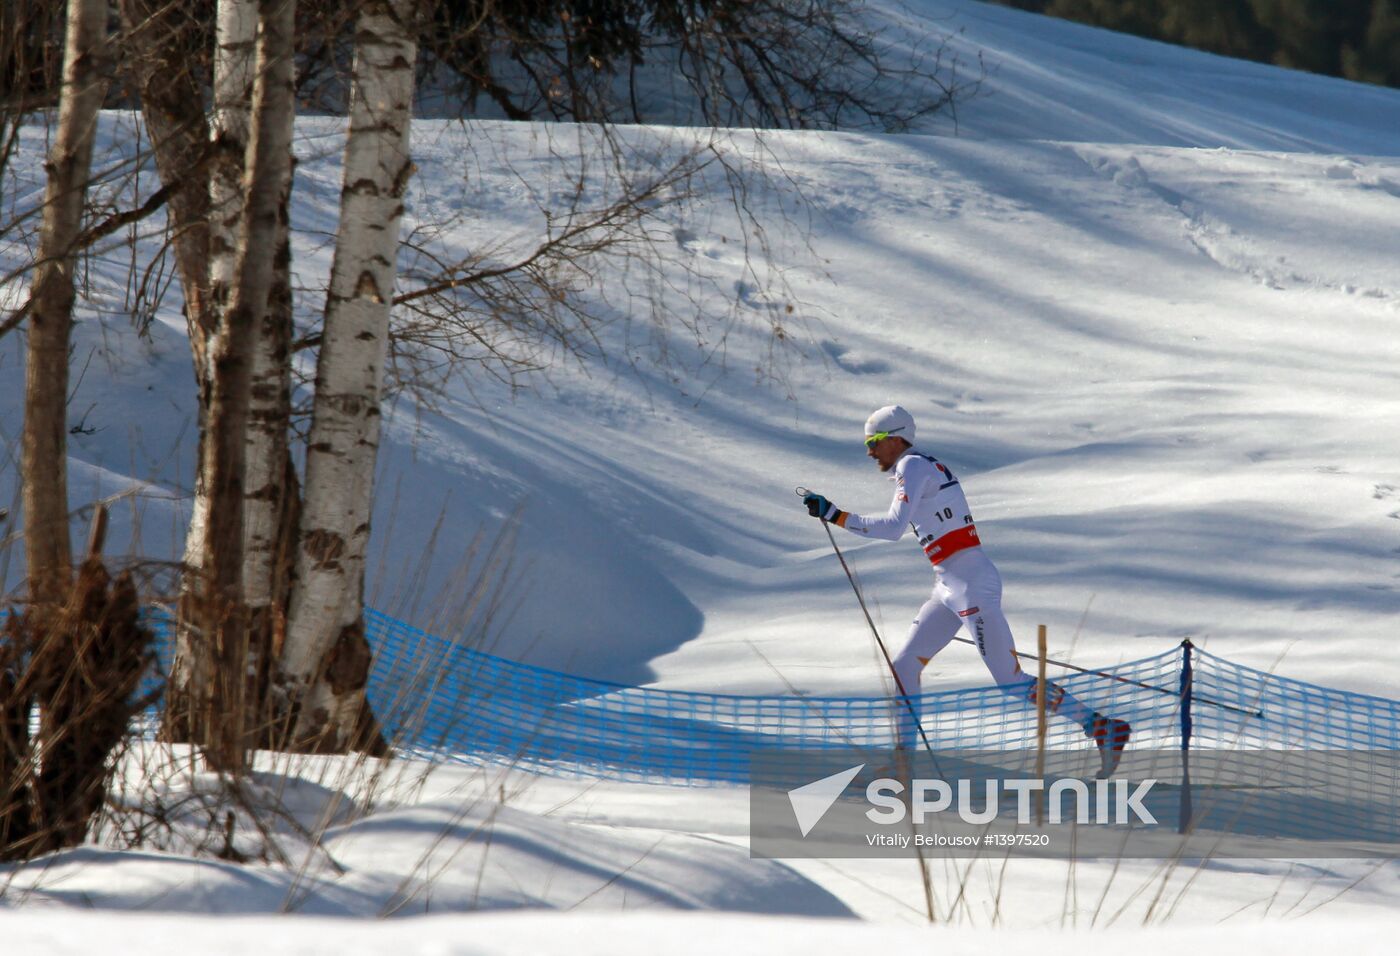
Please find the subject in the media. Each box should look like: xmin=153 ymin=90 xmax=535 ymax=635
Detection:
xmin=803 ymin=492 xmax=843 ymax=523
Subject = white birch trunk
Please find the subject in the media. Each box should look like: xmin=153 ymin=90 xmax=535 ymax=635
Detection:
xmin=238 ymin=206 xmax=295 ymax=745
xmin=282 ymin=0 xmax=423 ymax=750
xmin=195 ymin=0 xmax=297 ymax=768
xmin=208 ymin=0 xmax=295 ymax=628
xmin=168 ymin=0 xmax=258 ymax=734
xmin=22 ymin=0 xmax=109 ymax=608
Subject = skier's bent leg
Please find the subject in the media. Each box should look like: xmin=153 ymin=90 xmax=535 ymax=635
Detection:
xmin=959 ymin=594 xmax=1098 ymax=731
xmin=890 ymin=597 xmax=961 ymax=749
xmin=938 ymin=551 xmax=1130 ymax=771
xmin=980 ymin=612 xmax=1131 ymax=774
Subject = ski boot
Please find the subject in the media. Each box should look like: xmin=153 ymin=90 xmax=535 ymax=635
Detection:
xmin=1086 ymin=712 xmax=1131 ymax=779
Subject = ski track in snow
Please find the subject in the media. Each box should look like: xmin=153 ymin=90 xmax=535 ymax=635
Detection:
xmin=1071 ymin=146 xmax=1400 ymax=302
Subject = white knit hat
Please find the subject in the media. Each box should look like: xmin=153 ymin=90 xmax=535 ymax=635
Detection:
xmin=864 ymin=404 xmax=915 ymax=444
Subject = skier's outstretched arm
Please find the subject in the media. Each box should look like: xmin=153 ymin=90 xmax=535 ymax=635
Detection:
xmin=801 ymin=459 xmax=932 ymax=541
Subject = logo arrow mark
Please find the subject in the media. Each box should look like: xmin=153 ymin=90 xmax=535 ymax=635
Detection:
xmin=788 ymin=764 xmax=865 ymax=837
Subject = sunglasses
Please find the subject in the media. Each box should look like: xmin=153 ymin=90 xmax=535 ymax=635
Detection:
xmin=864 ymin=431 xmax=891 ymax=449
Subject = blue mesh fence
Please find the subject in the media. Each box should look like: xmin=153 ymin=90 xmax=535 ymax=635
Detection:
xmin=5 ymin=604 xmax=1400 ymax=845
xmin=350 ymin=610 xmax=1398 ymax=786
xmin=355 ymin=611 xmax=1400 ymax=848
xmin=6 ymin=606 xmax=1399 ymax=784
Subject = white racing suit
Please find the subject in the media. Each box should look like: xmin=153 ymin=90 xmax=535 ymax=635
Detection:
xmin=833 ymin=447 xmax=1094 ymax=746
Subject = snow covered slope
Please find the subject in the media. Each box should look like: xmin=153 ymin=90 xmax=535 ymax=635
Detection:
xmin=2 ymin=1 xmax=1398 ymax=704
xmin=908 ymin=0 xmax=1400 ymax=152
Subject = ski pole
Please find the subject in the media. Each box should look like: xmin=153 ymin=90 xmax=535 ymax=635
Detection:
xmin=794 ymin=488 xmax=944 ymax=924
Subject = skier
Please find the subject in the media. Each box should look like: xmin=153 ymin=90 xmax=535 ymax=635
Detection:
xmin=801 ymin=404 xmax=1131 ymax=777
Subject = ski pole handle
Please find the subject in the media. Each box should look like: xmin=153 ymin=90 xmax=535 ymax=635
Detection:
xmin=795 ymin=486 xmax=810 ymax=497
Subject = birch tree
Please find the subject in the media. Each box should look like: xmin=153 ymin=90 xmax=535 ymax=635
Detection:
xmin=161 ymin=0 xmax=254 ymax=742
xmin=21 ymin=0 xmax=109 ymax=610
xmin=195 ymin=0 xmax=297 ymax=769
xmin=206 ymin=0 xmax=296 ymax=654
xmin=279 ymin=0 xmax=427 ymax=751
xmin=238 ymin=162 xmax=297 ymax=730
